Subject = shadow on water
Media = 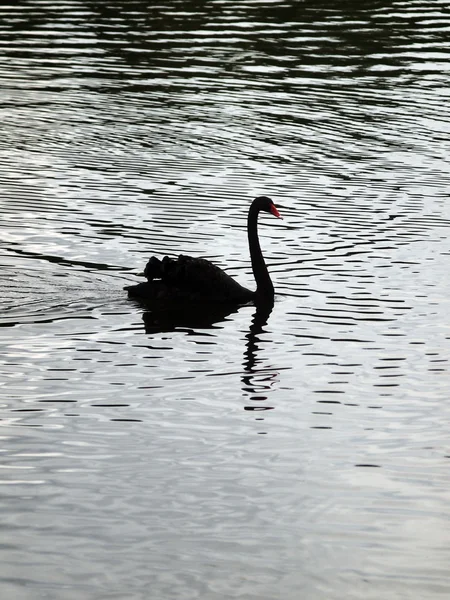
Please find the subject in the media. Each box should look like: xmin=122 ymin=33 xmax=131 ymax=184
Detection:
xmin=79 ymin=0 xmax=447 ymax=83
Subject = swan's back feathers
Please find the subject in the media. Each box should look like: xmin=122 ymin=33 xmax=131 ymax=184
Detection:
xmin=142 ymin=254 xmax=253 ymax=302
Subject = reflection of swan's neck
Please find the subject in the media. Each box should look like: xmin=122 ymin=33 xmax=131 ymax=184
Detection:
xmin=243 ymin=303 xmax=273 ymax=372
xmin=248 ymin=205 xmax=274 ymax=300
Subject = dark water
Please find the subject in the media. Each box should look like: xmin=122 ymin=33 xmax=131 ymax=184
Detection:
xmin=1 ymin=1 xmax=450 ymax=598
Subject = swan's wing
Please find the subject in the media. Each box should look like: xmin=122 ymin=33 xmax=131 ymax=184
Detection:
xmin=144 ymin=255 xmax=252 ymax=301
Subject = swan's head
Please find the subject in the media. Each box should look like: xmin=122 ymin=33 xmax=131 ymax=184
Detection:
xmin=254 ymin=196 xmax=282 ymax=219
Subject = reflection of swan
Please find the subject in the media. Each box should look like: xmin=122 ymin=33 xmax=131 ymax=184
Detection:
xmin=242 ymin=304 xmax=279 ymax=415
xmin=133 ymin=292 xmax=281 ymax=418
xmin=125 ymin=196 xmax=281 ymax=306
xmin=142 ymin=304 xmax=239 ymax=334
xmin=243 ymin=303 xmax=273 ymax=372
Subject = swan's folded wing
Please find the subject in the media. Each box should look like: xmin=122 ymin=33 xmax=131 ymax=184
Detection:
xmin=146 ymin=254 xmax=253 ymax=302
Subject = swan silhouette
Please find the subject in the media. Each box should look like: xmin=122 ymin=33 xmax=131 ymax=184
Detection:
xmin=125 ymin=196 xmax=281 ymax=306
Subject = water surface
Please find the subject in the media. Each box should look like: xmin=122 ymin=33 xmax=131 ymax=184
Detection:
xmin=1 ymin=1 xmax=450 ymax=599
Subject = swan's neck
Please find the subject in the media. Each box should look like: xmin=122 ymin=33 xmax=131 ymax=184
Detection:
xmin=248 ymin=205 xmax=274 ymax=300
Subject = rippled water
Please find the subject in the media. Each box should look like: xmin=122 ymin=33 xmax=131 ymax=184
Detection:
xmin=1 ymin=1 xmax=450 ymax=599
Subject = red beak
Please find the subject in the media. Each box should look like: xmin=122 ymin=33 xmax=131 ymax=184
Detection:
xmin=270 ymin=204 xmax=282 ymax=219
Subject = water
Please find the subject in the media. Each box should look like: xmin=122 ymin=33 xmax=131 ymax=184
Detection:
xmin=1 ymin=1 xmax=450 ymax=598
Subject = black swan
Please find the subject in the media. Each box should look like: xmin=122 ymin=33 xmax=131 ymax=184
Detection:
xmin=125 ymin=196 xmax=281 ymax=305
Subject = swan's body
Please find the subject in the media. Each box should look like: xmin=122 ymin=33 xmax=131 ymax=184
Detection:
xmin=125 ymin=196 xmax=281 ymax=305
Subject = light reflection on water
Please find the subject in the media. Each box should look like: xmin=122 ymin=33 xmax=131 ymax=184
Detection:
xmin=1 ymin=1 xmax=450 ymax=599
